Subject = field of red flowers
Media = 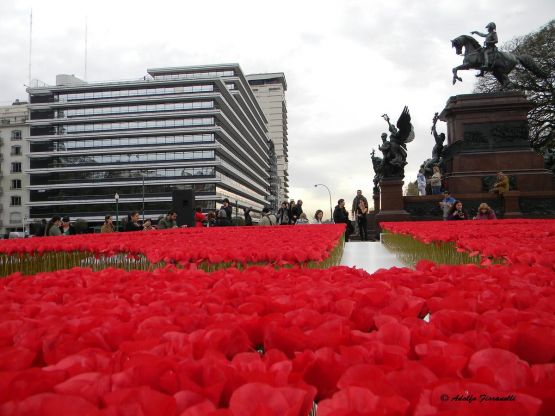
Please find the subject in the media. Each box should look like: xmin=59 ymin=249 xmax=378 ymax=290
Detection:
xmin=380 ymin=219 xmax=555 ymax=267
xmin=1 ymin=221 xmax=554 ymax=415
xmin=0 ymin=225 xmax=346 ymax=276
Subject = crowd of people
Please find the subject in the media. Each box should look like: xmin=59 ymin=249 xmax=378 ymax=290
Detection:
xmin=34 ymin=183 xmax=503 ymax=239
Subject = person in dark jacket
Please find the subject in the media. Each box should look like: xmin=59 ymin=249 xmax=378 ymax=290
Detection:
xmin=60 ymin=216 xmax=76 ymax=236
xmin=333 ymin=199 xmax=352 ymax=242
xmin=222 ymin=198 xmax=233 ymax=226
xmin=243 ymin=207 xmax=253 ymax=226
xmin=447 ymin=201 xmax=469 ymax=220
xmin=124 ymin=211 xmax=143 ymax=231
xmin=277 ymin=201 xmax=290 ymax=225
xmin=291 ymin=200 xmax=303 ymax=224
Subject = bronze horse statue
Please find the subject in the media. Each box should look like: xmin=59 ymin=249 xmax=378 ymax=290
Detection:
xmin=451 ymin=35 xmax=546 ymax=87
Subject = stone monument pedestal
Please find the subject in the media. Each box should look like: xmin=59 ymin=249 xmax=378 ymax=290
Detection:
xmin=376 ymin=179 xmax=410 ymax=222
xmin=439 ymin=92 xmax=554 ymax=194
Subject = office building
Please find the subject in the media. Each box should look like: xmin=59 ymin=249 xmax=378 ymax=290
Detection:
xmin=26 ymin=64 xmax=273 ymax=225
xmin=246 ymin=73 xmax=288 ymax=202
xmin=0 ymin=100 xmax=29 ymax=236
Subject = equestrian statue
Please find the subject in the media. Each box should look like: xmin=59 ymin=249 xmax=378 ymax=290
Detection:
xmin=451 ymin=22 xmax=546 ymax=88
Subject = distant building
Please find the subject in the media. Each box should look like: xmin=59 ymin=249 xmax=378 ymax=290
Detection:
xmin=26 ymin=64 xmax=275 ymax=225
xmin=0 ymin=100 xmax=29 ymax=236
xmin=246 ymin=73 xmax=289 ymax=203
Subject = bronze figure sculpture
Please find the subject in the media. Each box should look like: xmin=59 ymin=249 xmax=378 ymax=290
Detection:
xmin=378 ymin=106 xmax=414 ymax=179
xmin=451 ymin=22 xmax=546 ymax=88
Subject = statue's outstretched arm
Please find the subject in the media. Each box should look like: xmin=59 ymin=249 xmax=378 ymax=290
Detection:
xmin=471 ymin=31 xmax=487 ymax=37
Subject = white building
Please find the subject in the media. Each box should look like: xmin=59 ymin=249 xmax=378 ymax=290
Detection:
xmin=246 ymin=73 xmax=289 ymax=203
xmin=0 ymin=101 xmax=29 ymax=236
xmin=26 ymin=64 xmax=274 ymax=225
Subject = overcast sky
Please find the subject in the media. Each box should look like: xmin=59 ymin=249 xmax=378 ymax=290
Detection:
xmin=1 ymin=0 xmax=553 ymax=220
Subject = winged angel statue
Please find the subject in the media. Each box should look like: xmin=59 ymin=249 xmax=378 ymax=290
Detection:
xmin=378 ymin=106 xmax=414 ymax=179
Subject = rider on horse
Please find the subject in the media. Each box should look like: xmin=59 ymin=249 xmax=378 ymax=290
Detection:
xmin=471 ymin=22 xmax=498 ymax=77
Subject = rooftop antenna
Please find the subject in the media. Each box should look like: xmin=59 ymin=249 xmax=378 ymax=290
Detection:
xmin=28 ymin=8 xmax=33 ymax=86
xmin=84 ymin=16 xmax=88 ymax=81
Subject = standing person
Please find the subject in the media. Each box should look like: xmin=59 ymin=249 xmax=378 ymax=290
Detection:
xmin=194 ymin=207 xmax=206 ymax=227
xmin=351 ymin=190 xmax=369 ymax=218
xmin=158 ymin=210 xmax=178 ymax=229
xmin=473 ymin=203 xmax=497 ymax=220
xmin=45 ymin=216 xmax=62 ymax=236
xmin=288 ymin=199 xmax=297 ymax=224
xmin=259 ymin=207 xmax=277 ymax=226
xmin=291 ymin=200 xmax=303 ymax=224
xmin=277 ymin=201 xmax=290 ymax=225
xmin=355 ymin=198 xmax=369 ymax=241
xmin=243 ymin=207 xmax=253 ymax=226
xmin=222 ymin=198 xmax=233 ymax=226
xmin=60 ymin=217 xmax=76 ymax=236
xmin=417 ymin=170 xmax=427 ymax=196
xmin=439 ymin=191 xmax=456 ymax=221
xmin=352 ymin=190 xmax=369 ymax=241
xmin=491 ymin=172 xmax=509 ymax=195
xmin=101 ymin=215 xmax=115 ymax=233
xmin=124 ymin=211 xmax=143 ymax=231
xmin=312 ymin=210 xmax=324 ymax=224
xmin=333 ymin=199 xmax=352 ymax=242
xmin=447 ymin=200 xmax=469 ymax=220
xmin=430 ymin=166 xmax=442 ymax=195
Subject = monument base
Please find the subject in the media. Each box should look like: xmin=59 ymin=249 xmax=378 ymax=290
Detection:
xmin=376 ymin=179 xmax=410 ymax=222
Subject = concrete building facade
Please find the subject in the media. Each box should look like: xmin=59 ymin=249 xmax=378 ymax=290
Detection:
xmin=0 ymin=101 xmax=30 ymax=236
xmin=246 ymin=73 xmax=289 ymax=203
xmin=26 ymin=64 xmax=274 ymax=226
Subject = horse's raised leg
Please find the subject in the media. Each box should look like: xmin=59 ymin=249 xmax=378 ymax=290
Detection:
xmin=452 ymin=65 xmax=468 ymax=84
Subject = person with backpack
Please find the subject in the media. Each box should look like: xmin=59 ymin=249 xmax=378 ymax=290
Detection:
xmin=259 ymin=207 xmax=277 ymax=226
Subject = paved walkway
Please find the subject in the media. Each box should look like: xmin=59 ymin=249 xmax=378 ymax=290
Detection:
xmin=340 ymin=241 xmax=406 ymax=274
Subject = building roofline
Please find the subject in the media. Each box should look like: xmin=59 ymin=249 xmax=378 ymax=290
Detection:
xmin=147 ymin=63 xmax=240 ymax=75
xmin=246 ymin=73 xmax=287 ymax=90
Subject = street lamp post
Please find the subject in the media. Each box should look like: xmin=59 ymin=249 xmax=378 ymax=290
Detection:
xmin=314 ymin=184 xmax=333 ymax=223
xmin=115 ymin=193 xmax=119 ymax=232
xmin=141 ymin=171 xmax=145 ymax=222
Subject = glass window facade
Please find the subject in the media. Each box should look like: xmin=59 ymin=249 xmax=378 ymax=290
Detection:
xmin=27 ymin=65 xmax=273 ymax=223
xmin=30 ymin=166 xmax=216 ymax=185
xmin=30 ymin=183 xmax=216 ymax=202
xmin=29 ymin=200 xmax=216 ymax=219
xmin=30 ymin=150 xmax=215 ymax=169
xmin=61 ymin=117 xmax=214 ymax=134
xmin=56 ymin=84 xmax=213 ymax=102
xmin=30 ymin=133 xmax=215 ymax=152
xmin=61 ymin=100 xmax=214 ymax=118
xmin=152 ymin=70 xmax=234 ymax=81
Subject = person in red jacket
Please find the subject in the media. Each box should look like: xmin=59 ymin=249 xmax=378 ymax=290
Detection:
xmin=194 ymin=207 xmax=206 ymax=227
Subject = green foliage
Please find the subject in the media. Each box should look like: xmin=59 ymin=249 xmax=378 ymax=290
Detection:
xmin=381 ymin=232 xmax=504 ymax=268
xmin=474 ymin=20 xmax=555 ymax=154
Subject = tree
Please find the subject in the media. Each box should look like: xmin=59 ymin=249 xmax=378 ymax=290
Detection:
xmin=474 ymin=20 xmax=555 ymax=154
